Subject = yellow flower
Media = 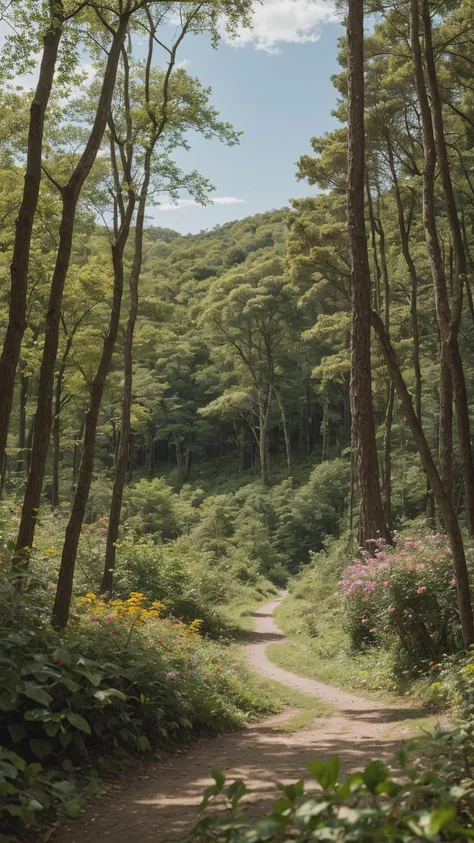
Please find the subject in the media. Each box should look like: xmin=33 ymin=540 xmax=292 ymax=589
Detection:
xmin=463 ymin=663 xmax=474 ymax=674
xmin=85 ymin=592 xmax=96 ymax=599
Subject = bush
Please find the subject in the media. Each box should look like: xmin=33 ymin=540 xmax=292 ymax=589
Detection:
xmin=339 ymin=534 xmax=463 ymax=675
xmin=0 ymin=582 xmax=271 ymax=840
xmin=123 ymin=477 xmax=179 ymax=538
xmin=187 ymin=746 xmax=474 ymax=842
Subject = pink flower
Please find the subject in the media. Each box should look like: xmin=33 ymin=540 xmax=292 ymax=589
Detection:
xmin=369 ymin=628 xmax=376 ymax=633
xmin=451 ymin=577 xmax=456 ymax=586
xmin=388 ymin=607 xmax=396 ymax=614
xmin=417 ymin=586 xmax=427 ymax=594
xmin=165 ymin=671 xmax=177 ymax=682
xmin=361 ymin=618 xmax=368 ymax=624
xmin=383 ymin=581 xmax=390 ymax=588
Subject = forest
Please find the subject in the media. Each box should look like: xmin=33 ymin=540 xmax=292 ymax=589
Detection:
xmin=3 ymin=0 xmax=474 ymax=839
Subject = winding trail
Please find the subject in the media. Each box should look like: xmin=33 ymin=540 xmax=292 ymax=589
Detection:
xmin=55 ymin=594 xmax=429 ymax=843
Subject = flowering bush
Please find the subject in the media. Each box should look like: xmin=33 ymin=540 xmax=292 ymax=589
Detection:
xmin=0 ymin=579 xmax=272 ymax=840
xmin=339 ymin=534 xmax=464 ymax=673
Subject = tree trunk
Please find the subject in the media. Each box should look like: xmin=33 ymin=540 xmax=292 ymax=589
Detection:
xmin=102 ymin=163 xmax=150 ymax=595
xmin=14 ymin=14 xmax=130 ymax=571
xmin=347 ymin=0 xmax=390 ymax=548
xmin=0 ymin=1 xmax=63 ymax=473
xmin=411 ymin=0 xmax=474 ymax=536
xmin=439 ymin=349 xmax=453 ymax=504
xmin=372 ymin=309 xmax=474 ymax=648
xmin=386 ymin=140 xmax=423 ymax=422
xmin=52 ymin=195 xmax=134 ymax=627
xmin=17 ymin=371 xmax=30 ymax=474
xmin=273 ymin=387 xmax=291 ymax=474
xmin=383 ymin=382 xmax=394 ymax=528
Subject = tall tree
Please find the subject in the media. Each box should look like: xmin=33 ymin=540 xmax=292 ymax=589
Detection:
xmin=346 ymin=0 xmax=390 ymax=547
xmin=0 ymin=0 xmax=65 ymax=477
xmin=13 ymin=4 xmax=133 ymax=570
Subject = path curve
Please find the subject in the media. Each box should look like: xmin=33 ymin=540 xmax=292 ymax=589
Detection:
xmin=55 ymin=594 xmax=425 ymax=843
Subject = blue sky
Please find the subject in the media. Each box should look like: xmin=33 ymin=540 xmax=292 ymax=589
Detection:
xmin=0 ymin=1 xmax=344 ymax=236
xmin=151 ymin=11 xmax=344 ymax=234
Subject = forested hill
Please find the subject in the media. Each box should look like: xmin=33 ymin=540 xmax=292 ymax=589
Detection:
xmin=127 ymin=208 xmax=293 ymax=482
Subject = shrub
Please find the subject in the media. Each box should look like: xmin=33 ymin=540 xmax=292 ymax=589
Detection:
xmin=339 ymin=534 xmax=463 ymax=674
xmin=123 ymin=477 xmax=179 ymax=538
xmin=187 ymin=747 xmax=474 ymax=842
xmin=0 ymin=581 xmax=271 ymax=840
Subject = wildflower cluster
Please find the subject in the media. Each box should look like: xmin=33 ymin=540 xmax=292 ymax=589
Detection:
xmin=339 ymin=534 xmax=463 ymax=672
xmin=76 ymin=591 xmax=165 ymax=626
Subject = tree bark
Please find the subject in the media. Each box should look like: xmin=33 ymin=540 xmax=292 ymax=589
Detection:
xmin=17 ymin=371 xmax=30 ymax=474
xmin=14 ymin=13 xmax=130 ymax=571
xmin=347 ymin=0 xmax=390 ymax=548
xmin=439 ymin=349 xmax=453 ymax=503
xmin=0 ymin=1 xmax=63 ymax=475
xmin=52 ymin=190 xmax=134 ymax=627
xmin=383 ymin=382 xmax=395 ymax=528
xmin=411 ymin=0 xmax=474 ymax=535
xmin=372 ymin=309 xmax=474 ymax=648
xmin=273 ymin=387 xmax=291 ymax=474
xmin=386 ymin=138 xmax=422 ymax=422
xmin=101 ymin=166 xmax=150 ymax=595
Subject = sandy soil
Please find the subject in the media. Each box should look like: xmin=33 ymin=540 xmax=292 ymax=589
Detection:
xmin=54 ymin=594 xmax=430 ymax=842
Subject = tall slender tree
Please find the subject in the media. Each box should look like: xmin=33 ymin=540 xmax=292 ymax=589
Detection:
xmin=346 ymin=0 xmax=390 ymax=547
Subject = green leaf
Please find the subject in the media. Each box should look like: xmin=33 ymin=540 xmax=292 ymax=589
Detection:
xmin=64 ymin=799 xmax=85 ymax=818
xmin=307 ymin=757 xmax=339 ymax=790
xmin=59 ymin=731 xmax=72 ymax=749
xmin=52 ymin=780 xmax=75 ymax=797
xmin=295 ymin=799 xmax=330 ymax=821
xmin=0 ymin=693 xmax=17 ymax=711
xmin=428 ymin=804 xmax=457 ymax=835
xmin=24 ymin=708 xmax=50 ymax=721
xmin=276 ymin=779 xmax=304 ymax=802
xmin=7 ymin=724 xmax=26 ymax=743
xmin=211 ymin=767 xmax=226 ymax=789
xmin=22 ymin=682 xmax=52 ymax=707
xmin=52 ymin=648 xmax=71 ymax=668
xmin=137 ymin=735 xmax=151 ymax=752
xmin=2 ymin=751 xmax=26 ymax=772
xmin=43 ymin=721 xmax=60 ymax=737
xmin=226 ymin=778 xmax=248 ymax=807
xmin=29 ymin=739 xmax=53 ymax=759
xmin=25 ymin=763 xmax=42 ymax=778
xmin=363 ymin=760 xmax=389 ymax=793
xmin=66 ymin=711 xmax=91 ymax=734
xmin=93 ymin=688 xmax=126 ymax=702
xmin=80 ymin=670 xmax=103 ymax=687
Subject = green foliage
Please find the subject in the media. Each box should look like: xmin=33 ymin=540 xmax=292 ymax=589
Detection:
xmin=340 ymin=535 xmax=465 ymax=674
xmin=187 ymin=747 xmax=474 ymax=842
xmin=0 ymin=576 xmax=272 ymax=839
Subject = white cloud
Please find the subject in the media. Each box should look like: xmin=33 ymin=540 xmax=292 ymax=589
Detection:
xmin=176 ymin=59 xmax=191 ymax=69
xmin=157 ymin=196 xmax=246 ymax=211
xmin=224 ymin=0 xmax=339 ymax=54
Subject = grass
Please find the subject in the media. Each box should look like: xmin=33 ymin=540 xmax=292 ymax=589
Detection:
xmin=247 ymin=673 xmax=336 ymax=732
xmin=267 ymin=576 xmax=411 ymax=706
xmin=217 ymin=589 xmax=276 ymax=636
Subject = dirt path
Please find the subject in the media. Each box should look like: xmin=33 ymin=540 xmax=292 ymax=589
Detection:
xmin=55 ymin=594 xmax=429 ymax=843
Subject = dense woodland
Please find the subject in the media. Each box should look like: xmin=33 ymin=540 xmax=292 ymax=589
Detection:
xmin=4 ymin=0 xmax=474 ymax=838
